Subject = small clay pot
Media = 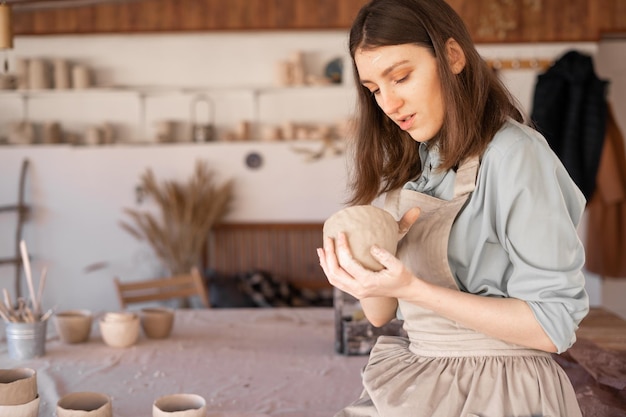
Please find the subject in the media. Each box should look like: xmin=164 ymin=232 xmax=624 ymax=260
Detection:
xmin=323 ymin=205 xmax=399 ymax=271
xmin=56 ymin=392 xmax=112 ymax=417
xmin=140 ymin=307 xmax=174 ymax=339
xmin=153 ymin=393 xmax=206 ymax=417
xmin=54 ymin=310 xmax=93 ymax=344
xmin=0 ymin=395 xmax=40 ymax=417
xmin=0 ymin=368 xmax=37 ymax=405
xmin=99 ymin=312 xmax=139 ymax=348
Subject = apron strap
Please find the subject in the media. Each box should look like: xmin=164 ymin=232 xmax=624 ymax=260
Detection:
xmin=453 ymin=155 xmax=480 ymax=198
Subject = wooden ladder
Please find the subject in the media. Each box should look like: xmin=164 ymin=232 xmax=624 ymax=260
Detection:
xmin=0 ymin=159 xmax=30 ymax=298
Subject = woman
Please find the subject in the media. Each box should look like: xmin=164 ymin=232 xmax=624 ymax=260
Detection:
xmin=317 ymin=0 xmax=589 ymax=416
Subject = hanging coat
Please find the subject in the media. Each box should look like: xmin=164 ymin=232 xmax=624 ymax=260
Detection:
xmin=531 ymin=50 xmax=609 ymax=200
xmin=585 ymin=104 xmax=626 ymax=277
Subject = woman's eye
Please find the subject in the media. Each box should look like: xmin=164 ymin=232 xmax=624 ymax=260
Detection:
xmin=393 ymin=75 xmax=409 ymax=85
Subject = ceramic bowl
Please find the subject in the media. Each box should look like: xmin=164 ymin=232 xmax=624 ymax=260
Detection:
xmin=102 ymin=311 xmax=136 ymax=322
xmin=0 ymin=367 xmax=38 ymax=405
xmin=153 ymin=393 xmax=206 ymax=417
xmin=57 ymin=391 xmax=112 ymax=417
xmin=54 ymin=310 xmax=93 ymax=344
xmin=0 ymin=395 xmax=40 ymax=417
xmin=140 ymin=307 xmax=175 ymax=339
xmin=98 ymin=313 xmax=140 ymax=348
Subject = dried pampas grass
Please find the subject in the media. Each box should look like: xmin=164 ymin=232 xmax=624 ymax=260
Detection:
xmin=120 ymin=160 xmax=234 ymax=275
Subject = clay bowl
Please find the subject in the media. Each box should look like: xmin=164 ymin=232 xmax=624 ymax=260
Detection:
xmin=0 ymin=395 xmax=40 ymax=417
xmin=140 ymin=307 xmax=175 ymax=339
xmin=56 ymin=391 xmax=112 ymax=417
xmin=54 ymin=309 xmax=93 ymax=344
xmin=0 ymin=367 xmax=38 ymax=406
xmin=98 ymin=312 xmax=140 ymax=348
xmin=152 ymin=393 xmax=207 ymax=417
xmin=323 ymin=205 xmax=399 ymax=271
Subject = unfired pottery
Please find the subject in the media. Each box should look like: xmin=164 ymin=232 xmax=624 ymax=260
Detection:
xmin=72 ymin=65 xmax=91 ymax=89
xmin=53 ymin=59 xmax=71 ymax=90
xmin=28 ymin=59 xmax=50 ymax=89
xmin=56 ymin=392 xmax=112 ymax=417
xmin=323 ymin=205 xmax=399 ymax=271
xmin=99 ymin=312 xmax=140 ymax=348
xmin=54 ymin=310 xmax=93 ymax=344
xmin=140 ymin=307 xmax=174 ymax=339
xmin=152 ymin=393 xmax=207 ymax=417
xmin=0 ymin=367 xmax=37 ymax=405
xmin=0 ymin=395 xmax=40 ymax=417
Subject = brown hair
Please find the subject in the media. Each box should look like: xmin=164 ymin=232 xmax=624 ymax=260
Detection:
xmin=347 ymin=0 xmax=523 ymax=205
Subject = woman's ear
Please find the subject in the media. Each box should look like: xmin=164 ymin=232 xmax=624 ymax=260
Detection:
xmin=446 ymin=38 xmax=466 ymax=74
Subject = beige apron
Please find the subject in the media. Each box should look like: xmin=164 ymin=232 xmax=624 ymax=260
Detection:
xmin=336 ymin=156 xmax=582 ymax=417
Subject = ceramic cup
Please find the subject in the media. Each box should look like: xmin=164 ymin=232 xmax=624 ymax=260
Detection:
xmin=0 ymin=368 xmax=38 ymax=405
xmin=140 ymin=307 xmax=174 ymax=339
xmin=54 ymin=309 xmax=93 ymax=344
xmin=99 ymin=312 xmax=140 ymax=348
xmin=57 ymin=392 xmax=112 ymax=417
xmin=152 ymin=393 xmax=207 ymax=417
xmin=0 ymin=395 xmax=40 ymax=417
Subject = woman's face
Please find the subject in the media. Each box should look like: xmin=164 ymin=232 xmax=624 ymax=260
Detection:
xmin=355 ymin=43 xmax=445 ymax=143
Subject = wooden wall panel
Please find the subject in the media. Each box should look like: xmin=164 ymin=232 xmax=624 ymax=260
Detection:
xmin=9 ymin=0 xmax=626 ymax=42
xmin=208 ymin=223 xmax=329 ymax=290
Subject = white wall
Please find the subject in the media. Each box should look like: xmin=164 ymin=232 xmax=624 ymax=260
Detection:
xmin=0 ymin=31 xmax=609 ymax=312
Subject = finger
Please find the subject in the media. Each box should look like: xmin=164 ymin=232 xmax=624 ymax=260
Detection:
xmin=335 ymin=232 xmax=362 ymax=272
xmin=398 ymin=207 xmax=421 ymax=238
xmin=321 ymin=236 xmax=339 ymax=271
xmin=316 ymin=247 xmax=329 ymax=275
xmin=320 ymin=235 xmax=358 ymax=291
xmin=370 ymin=244 xmax=401 ymax=272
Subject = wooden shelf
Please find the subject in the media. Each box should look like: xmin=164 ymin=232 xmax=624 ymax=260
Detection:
xmin=10 ymin=0 xmax=626 ymax=42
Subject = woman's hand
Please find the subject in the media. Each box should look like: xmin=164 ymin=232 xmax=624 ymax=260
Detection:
xmin=319 ymin=232 xmax=417 ymax=300
xmin=317 ymin=206 xmax=422 ymax=301
xmin=317 ymin=206 xmax=422 ymax=326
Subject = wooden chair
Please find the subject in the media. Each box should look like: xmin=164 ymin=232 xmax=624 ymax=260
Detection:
xmin=114 ymin=267 xmax=210 ymax=309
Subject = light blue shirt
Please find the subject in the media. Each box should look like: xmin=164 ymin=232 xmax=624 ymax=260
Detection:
xmin=404 ymin=119 xmax=589 ymax=353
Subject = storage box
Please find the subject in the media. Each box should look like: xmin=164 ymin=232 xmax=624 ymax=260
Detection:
xmin=334 ymin=288 xmax=406 ymax=355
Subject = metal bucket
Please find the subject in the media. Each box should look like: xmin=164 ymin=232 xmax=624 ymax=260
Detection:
xmin=5 ymin=321 xmax=48 ymax=360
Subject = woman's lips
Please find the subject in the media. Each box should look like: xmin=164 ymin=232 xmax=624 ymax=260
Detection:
xmin=398 ymin=114 xmax=415 ymax=131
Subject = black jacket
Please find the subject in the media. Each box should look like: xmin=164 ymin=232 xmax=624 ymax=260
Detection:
xmin=531 ymin=50 xmax=609 ymax=200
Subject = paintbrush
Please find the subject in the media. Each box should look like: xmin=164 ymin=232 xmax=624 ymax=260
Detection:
xmin=20 ymin=240 xmax=40 ymax=316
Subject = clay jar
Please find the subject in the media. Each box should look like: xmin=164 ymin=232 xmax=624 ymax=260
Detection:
xmin=152 ymin=393 xmax=207 ymax=417
xmin=98 ymin=312 xmax=140 ymax=348
xmin=323 ymin=205 xmax=399 ymax=271
xmin=54 ymin=310 xmax=93 ymax=344
xmin=140 ymin=307 xmax=174 ymax=339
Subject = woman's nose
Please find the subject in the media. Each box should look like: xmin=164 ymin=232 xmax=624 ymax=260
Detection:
xmin=378 ymin=89 xmax=403 ymax=115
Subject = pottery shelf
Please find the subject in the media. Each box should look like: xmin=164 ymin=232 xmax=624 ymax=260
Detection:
xmin=0 ymin=84 xmax=355 ymax=144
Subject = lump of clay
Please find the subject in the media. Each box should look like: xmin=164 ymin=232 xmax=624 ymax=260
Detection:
xmin=323 ymin=205 xmax=398 ymax=271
